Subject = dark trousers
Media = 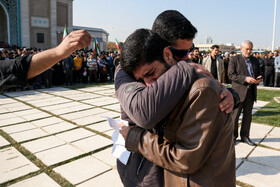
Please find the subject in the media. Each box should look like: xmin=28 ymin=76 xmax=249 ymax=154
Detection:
xmin=232 ymin=88 xmax=255 ymax=139
xmin=264 ymin=70 xmax=274 ymax=86
xmin=64 ymin=70 xmax=73 ymax=85
xmin=88 ymin=70 xmax=98 ymax=83
xmin=73 ymin=70 xmax=81 ymax=83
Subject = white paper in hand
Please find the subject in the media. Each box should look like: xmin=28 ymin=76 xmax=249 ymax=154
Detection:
xmin=105 ymin=117 xmax=131 ymax=165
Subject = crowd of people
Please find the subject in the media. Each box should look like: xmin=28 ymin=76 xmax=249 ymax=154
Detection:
xmin=187 ymin=46 xmax=280 ymax=87
xmin=1 ymin=42 xmax=280 ymax=92
xmin=0 ymin=47 xmax=121 ymax=91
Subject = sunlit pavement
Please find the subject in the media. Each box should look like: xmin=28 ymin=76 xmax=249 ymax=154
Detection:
xmin=0 ymin=84 xmax=279 ymax=187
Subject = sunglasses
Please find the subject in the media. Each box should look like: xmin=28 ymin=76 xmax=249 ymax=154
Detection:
xmin=168 ymin=43 xmax=195 ymax=58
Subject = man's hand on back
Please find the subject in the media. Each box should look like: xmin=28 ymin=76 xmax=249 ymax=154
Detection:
xmin=188 ymin=62 xmax=234 ymax=113
xmin=219 ymin=88 xmax=234 ymax=113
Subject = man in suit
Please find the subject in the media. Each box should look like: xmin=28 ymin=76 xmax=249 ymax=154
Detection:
xmin=228 ymin=40 xmax=262 ymax=146
xmin=203 ymin=45 xmax=224 ymax=82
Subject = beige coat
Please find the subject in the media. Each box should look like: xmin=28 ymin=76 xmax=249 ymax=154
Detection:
xmin=203 ymin=55 xmax=224 ymax=82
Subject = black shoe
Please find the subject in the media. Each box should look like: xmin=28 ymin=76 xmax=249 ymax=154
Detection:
xmin=241 ymin=137 xmax=256 ymax=146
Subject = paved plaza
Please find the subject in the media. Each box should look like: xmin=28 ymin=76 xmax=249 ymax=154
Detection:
xmin=0 ymin=84 xmax=279 ymax=187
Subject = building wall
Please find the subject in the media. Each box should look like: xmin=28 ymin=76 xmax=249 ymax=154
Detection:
xmin=29 ymin=0 xmax=50 ymax=49
xmin=20 ymin=0 xmax=72 ymax=49
xmin=0 ymin=0 xmax=19 ymax=46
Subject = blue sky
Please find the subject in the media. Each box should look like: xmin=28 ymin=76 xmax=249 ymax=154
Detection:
xmin=73 ymin=0 xmax=279 ymax=48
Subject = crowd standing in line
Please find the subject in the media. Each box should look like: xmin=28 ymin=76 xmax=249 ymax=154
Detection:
xmin=0 ymin=47 xmax=120 ymax=91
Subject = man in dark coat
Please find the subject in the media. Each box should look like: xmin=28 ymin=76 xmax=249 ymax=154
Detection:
xmin=228 ymin=40 xmax=262 ymax=146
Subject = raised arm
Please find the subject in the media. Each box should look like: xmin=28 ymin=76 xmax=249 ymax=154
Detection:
xmin=27 ymin=30 xmax=92 ymax=79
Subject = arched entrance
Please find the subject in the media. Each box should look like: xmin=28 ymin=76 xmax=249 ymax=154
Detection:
xmin=0 ymin=2 xmax=9 ymax=46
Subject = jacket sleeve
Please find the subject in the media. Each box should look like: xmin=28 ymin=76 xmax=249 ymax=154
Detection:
xmin=125 ymin=85 xmax=225 ymax=174
xmin=228 ymin=56 xmax=246 ymax=85
xmin=0 ymin=55 xmax=35 ymax=91
xmin=114 ymin=61 xmax=197 ymax=129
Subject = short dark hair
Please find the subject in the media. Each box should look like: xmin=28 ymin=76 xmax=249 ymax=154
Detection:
xmin=152 ymin=10 xmax=197 ymax=45
xmin=194 ymin=47 xmax=199 ymax=51
xmin=120 ymin=29 xmax=169 ymax=76
xmin=211 ymin=45 xmax=219 ymax=50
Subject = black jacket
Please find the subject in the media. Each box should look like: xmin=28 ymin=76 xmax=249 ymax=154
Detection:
xmin=0 ymin=55 xmax=35 ymax=91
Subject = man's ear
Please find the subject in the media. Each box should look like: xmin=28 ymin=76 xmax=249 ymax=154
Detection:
xmin=163 ymin=47 xmax=176 ymax=66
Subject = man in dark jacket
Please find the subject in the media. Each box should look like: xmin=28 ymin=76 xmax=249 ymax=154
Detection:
xmin=228 ymin=40 xmax=262 ymax=146
xmin=0 ymin=30 xmax=92 ymax=91
xmin=119 ymin=28 xmax=236 ymax=187
xmin=264 ymin=51 xmax=275 ymax=87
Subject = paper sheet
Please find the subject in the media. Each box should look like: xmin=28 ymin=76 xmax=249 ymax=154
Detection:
xmin=105 ymin=117 xmax=131 ymax=165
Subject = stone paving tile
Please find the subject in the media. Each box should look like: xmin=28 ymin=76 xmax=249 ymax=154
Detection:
xmin=87 ymin=121 xmax=113 ymax=133
xmin=22 ymin=136 xmax=66 ymax=154
xmin=31 ymin=117 xmax=64 ymax=127
xmin=73 ymin=115 xmax=106 ymax=125
xmin=50 ymin=90 xmax=85 ymax=97
xmin=247 ymin=123 xmax=273 ymax=143
xmin=55 ymin=128 xmax=95 ymax=143
xmin=27 ymin=97 xmax=71 ymax=107
xmin=9 ymin=128 xmax=49 ymax=142
xmin=0 ymin=112 xmax=17 ymax=120
xmin=41 ymin=121 xmax=77 ymax=134
xmin=77 ymin=87 xmax=111 ymax=92
xmin=0 ymin=135 xmax=10 ymax=147
xmin=39 ymin=87 xmax=70 ymax=93
xmin=35 ymin=144 xmax=84 ymax=166
xmin=103 ymin=129 xmax=114 ymax=137
xmin=0 ymin=117 xmax=27 ymax=127
xmin=0 ymin=107 xmax=10 ymax=114
xmin=50 ymin=104 xmax=93 ymax=115
xmin=0 ymin=97 xmax=17 ymax=104
xmin=101 ymin=111 xmax=120 ymax=119
xmin=72 ymin=115 xmax=107 ymax=126
xmin=103 ymin=103 xmax=121 ymax=112
xmin=101 ymin=84 xmax=115 ymax=89
xmin=261 ymin=135 xmax=280 ymax=150
xmin=93 ymin=89 xmax=116 ymax=96
xmin=0 ymin=147 xmax=39 ymax=183
xmin=247 ymin=146 xmax=280 ymax=170
xmin=60 ymin=108 xmax=108 ymax=120
xmin=237 ymin=161 xmax=280 ymax=187
xmin=41 ymin=102 xmax=80 ymax=111
xmin=92 ymin=147 xmax=116 ymax=167
xmin=1 ymin=103 xmax=32 ymax=112
xmin=63 ymin=93 xmax=101 ymax=101
xmin=3 ymin=90 xmax=40 ymax=97
xmin=71 ymin=134 xmax=112 ymax=153
xmin=81 ymin=97 xmax=119 ymax=106
xmin=77 ymin=169 xmax=123 ymax=187
xmin=1 ymin=122 xmax=37 ymax=134
xmin=17 ymin=93 xmax=54 ymax=102
xmin=21 ymin=112 xmax=51 ymax=121
xmin=9 ymin=173 xmax=60 ymax=187
xmin=54 ymin=155 xmax=111 ymax=185
xmin=235 ymin=142 xmax=254 ymax=167
xmin=269 ymin=126 xmax=280 ymax=137
xmin=14 ymin=108 xmax=42 ymax=116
